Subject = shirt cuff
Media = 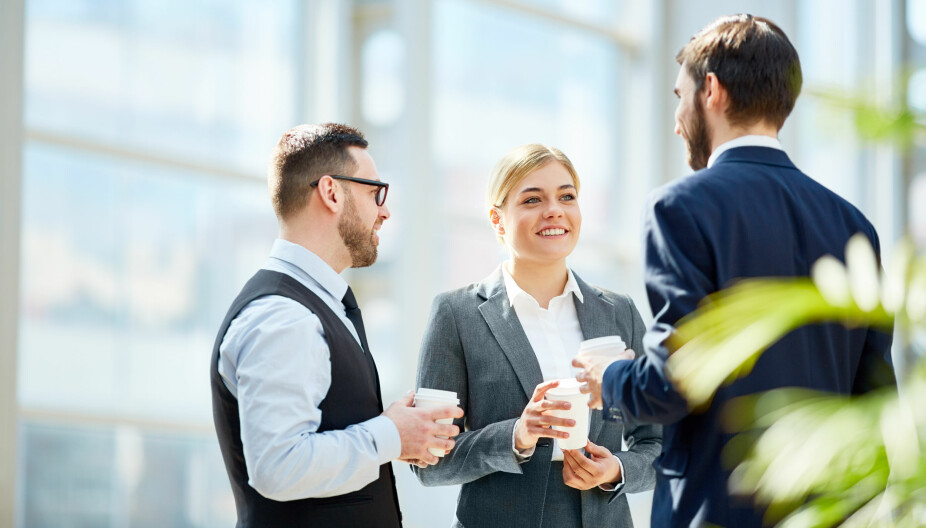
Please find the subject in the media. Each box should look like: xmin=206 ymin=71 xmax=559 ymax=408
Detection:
xmin=511 ymin=419 xmax=534 ymax=462
xmin=598 ymin=455 xmax=626 ymax=492
xmin=367 ymin=414 xmax=402 ymax=464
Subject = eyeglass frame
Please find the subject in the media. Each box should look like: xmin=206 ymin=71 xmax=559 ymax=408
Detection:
xmin=311 ymin=174 xmax=389 ymax=206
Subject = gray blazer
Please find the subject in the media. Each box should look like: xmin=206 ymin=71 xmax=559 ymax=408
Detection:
xmin=414 ymin=268 xmax=661 ymax=528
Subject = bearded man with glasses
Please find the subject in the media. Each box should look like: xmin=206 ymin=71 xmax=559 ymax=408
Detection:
xmin=210 ymin=123 xmax=462 ymax=527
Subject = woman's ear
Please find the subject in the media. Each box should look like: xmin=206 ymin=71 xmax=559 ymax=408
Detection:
xmin=489 ymin=208 xmax=505 ymax=235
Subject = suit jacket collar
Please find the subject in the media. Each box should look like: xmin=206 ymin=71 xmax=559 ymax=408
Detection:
xmin=474 ymin=266 xmax=602 ymax=305
xmin=501 ymin=263 xmax=585 ymax=307
xmin=476 ymin=268 xmax=543 ymax=400
xmin=712 ymin=145 xmax=797 ymax=171
xmin=475 ymin=267 xmax=618 ymax=441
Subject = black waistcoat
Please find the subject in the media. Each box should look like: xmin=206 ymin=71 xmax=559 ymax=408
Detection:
xmin=211 ymin=270 xmax=402 ymax=528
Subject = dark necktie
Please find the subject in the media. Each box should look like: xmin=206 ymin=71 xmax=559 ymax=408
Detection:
xmin=342 ymin=286 xmax=370 ymax=355
xmin=342 ymin=286 xmax=383 ymax=409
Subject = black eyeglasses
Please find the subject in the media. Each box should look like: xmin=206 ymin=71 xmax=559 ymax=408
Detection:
xmin=311 ymin=174 xmax=389 ymax=206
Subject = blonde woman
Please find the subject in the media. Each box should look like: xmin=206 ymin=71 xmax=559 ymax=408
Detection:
xmin=414 ymin=144 xmax=660 ymax=528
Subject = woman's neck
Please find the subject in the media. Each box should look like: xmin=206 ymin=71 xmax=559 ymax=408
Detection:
xmin=506 ymin=258 xmax=569 ymax=309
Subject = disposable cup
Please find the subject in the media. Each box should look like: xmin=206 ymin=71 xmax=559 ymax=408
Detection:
xmin=576 ymin=336 xmax=627 ymax=363
xmin=414 ymin=388 xmax=460 ymax=457
xmin=544 ymin=379 xmax=590 ymax=450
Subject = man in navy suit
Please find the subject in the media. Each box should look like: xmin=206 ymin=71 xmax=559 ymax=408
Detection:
xmin=573 ymin=14 xmax=895 ymax=528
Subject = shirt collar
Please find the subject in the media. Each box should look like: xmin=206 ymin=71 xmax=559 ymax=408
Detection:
xmin=501 ymin=262 xmax=584 ymax=309
xmin=707 ymin=135 xmax=783 ymax=168
xmin=268 ymin=238 xmax=349 ymax=302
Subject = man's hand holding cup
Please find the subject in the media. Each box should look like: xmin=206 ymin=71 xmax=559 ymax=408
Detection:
xmin=571 ymin=336 xmax=635 ymax=410
xmin=383 ymin=390 xmax=463 ymax=468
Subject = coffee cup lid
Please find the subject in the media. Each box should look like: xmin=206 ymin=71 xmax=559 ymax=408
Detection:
xmin=415 ymin=388 xmax=458 ymax=400
xmin=414 ymin=395 xmax=461 ymax=406
xmin=415 ymin=397 xmax=460 ymax=406
xmin=545 ymin=378 xmax=583 ymax=397
xmin=579 ymin=335 xmax=626 ymax=352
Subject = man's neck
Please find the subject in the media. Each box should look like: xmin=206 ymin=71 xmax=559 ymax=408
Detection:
xmin=709 ymin=121 xmax=779 ymax=152
xmin=280 ymin=223 xmax=351 ymax=274
xmin=706 ymin=134 xmax=783 ymax=169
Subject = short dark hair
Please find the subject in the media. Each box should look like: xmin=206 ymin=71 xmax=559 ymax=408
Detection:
xmin=267 ymin=123 xmax=369 ymax=220
xmin=676 ymin=14 xmax=802 ymax=130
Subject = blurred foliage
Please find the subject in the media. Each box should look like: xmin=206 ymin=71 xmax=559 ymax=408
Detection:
xmin=808 ymin=88 xmax=926 ymax=148
xmin=665 ymin=235 xmax=926 ymax=527
xmin=806 ymin=71 xmax=926 ymax=149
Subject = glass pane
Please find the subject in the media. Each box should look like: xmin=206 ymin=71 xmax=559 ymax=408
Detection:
xmin=20 ymin=421 xmax=235 ymax=528
xmin=793 ymin=0 xmax=865 ymax=205
xmin=909 ymin=69 xmax=926 ymax=113
xmin=432 ymin=0 xmax=623 ymax=288
xmin=18 ymin=141 xmax=276 ymax=422
xmin=912 ymin=174 xmax=926 ymax=247
xmin=24 ymin=0 xmax=299 ymax=173
xmin=362 ymin=29 xmax=406 ymax=127
xmin=508 ymin=0 xmax=622 ymax=27
xmin=21 ymin=423 xmax=116 ymax=527
xmin=909 ymin=0 xmax=926 ymax=46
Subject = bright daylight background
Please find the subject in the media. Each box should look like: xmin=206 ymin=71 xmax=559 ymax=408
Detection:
xmin=1 ymin=0 xmax=924 ymax=526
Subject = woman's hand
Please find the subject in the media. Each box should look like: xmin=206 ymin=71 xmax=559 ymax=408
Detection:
xmin=513 ymin=380 xmax=575 ymax=451
xmin=562 ymin=440 xmax=622 ymax=490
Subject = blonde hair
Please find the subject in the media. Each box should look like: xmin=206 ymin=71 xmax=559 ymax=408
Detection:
xmin=486 ymin=144 xmax=580 ymax=215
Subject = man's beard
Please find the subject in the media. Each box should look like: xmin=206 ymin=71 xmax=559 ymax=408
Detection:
xmin=685 ymin=97 xmax=712 ymax=171
xmin=338 ymin=189 xmax=378 ymax=268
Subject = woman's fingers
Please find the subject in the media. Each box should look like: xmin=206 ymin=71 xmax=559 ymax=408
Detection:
xmin=563 ymin=454 xmax=582 ymax=477
xmin=530 ymin=411 xmax=574 ymax=425
xmin=526 ymin=414 xmax=574 ymax=429
xmin=539 ymin=399 xmax=571 ymax=411
xmin=524 ymin=419 xmax=569 ymax=438
xmin=562 ymin=452 xmax=579 ymax=475
xmin=562 ymin=459 xmax=581 ymax=489
xmin=526 ymin=400 xmax=570 ymax=422
xmin=522 ymin=385 xmax=581 ymax=444
xmin=562 ymin=454 xmax=594 ymax=488
xmin=584 ymin=439 xmax=612 ymax=459
xmin=567 ymin=449 xmax=600 ymax=476
xmin=531 ymin=379 xmax=560 ymax=402
xmin=528 ymin=425 xmax=569 ymax=439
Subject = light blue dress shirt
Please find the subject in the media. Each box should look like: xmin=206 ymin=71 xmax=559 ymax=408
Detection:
xmin=218 ymin=239 xmax=401 ymax=501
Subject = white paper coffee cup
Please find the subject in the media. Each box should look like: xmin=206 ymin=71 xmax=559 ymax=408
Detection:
xmin=576 ymin=335 xmax=627 ymax=360
xmin=544 ymin=379 xmax=590 ymax=450
xmin=414 ymin=388 xmax=460 ymax=457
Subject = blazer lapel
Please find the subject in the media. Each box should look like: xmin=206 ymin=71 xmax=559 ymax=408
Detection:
xmin=573 ymin=274 xmax=620 ymax=442
xmin=573 ymin=275 xmax=620 ymax=340
xmin=476 ymin=268 xmax=544 ymax=400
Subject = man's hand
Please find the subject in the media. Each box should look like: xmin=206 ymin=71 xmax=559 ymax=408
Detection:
xmin=398 ymin=457 xmax=429 ymax=469
xmin=514 ymin=380 xmax=576 ymax=451
xmin=383 ymin=391 xmax=463 ymax=467
xmin=572 ymin=348 xmax=635 ymax=410
xmin=562 ymin=440 xmax=622 ymax=490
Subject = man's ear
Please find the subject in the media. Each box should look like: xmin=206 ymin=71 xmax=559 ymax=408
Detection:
xmin=702 ymin=72 xmax=728 ymax=111
xmin=489 ymin=208 xmax=505 ymax=235
xmin=314 ymin=176 xmax=341 ymax=214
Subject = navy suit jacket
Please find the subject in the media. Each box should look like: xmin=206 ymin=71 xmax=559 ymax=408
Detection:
xmin=602 ymin=146 xmax=895 ymax=527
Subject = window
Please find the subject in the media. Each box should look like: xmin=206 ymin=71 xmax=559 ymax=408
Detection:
xmin=19 ymin=0 xmax=286 ymax=524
